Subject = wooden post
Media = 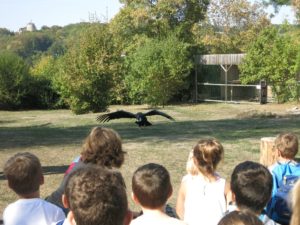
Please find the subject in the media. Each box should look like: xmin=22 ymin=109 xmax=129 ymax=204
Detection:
xmin=260 ymin=137 xmax=277 ymax=167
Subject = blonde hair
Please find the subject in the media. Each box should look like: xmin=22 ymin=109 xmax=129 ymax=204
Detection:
xmin=275 ymin=133 xmax=298 ymax=159
xmin=186 ymin=150 xmax=199 ymax=175
xmin=193 ymin=138 xmax=224 ymax=176
xmin=290 ymin=179 xmax=300 ymax=225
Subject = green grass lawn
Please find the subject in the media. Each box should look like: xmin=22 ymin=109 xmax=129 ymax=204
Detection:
xmin=0 ymin=103 xmax=300 ymax=214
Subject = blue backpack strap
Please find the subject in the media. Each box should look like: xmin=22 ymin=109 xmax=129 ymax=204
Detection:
xmin=56 ymin=220 xmax=64 ymax=225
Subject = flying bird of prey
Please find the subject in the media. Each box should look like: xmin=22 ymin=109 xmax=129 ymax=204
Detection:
xmin=96 ymin=110 xmax=175 ymax=127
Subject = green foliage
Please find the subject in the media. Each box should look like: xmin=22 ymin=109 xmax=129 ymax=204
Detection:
xmin=126 ymin=34 xmax=192 ymax=106
xmin=0 ymin=51 xmax=31 ymax=109
xmin=29 ymin=55 xmax=61 ymax=108
xmin=55 ymin=24 xmax=117 ymax=114
xmin=240 ymin=26 xmax=299 ymax=103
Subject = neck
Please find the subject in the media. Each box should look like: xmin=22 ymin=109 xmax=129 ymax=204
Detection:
xmin=278 ymin=157 xmax=292 ymax=163
xmin=141 ymin=205 xmax=166 ymax=216
xmin=19 ymin=190 xmax=40 ymax=199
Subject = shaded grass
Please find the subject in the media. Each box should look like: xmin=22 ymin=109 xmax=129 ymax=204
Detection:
xmin=0 ymin=103 xmax=300 ymax=214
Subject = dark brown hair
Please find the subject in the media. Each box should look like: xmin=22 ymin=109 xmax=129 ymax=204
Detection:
xmin=3 ymin=152 xmax=42 ymax=195
xmin=218 ymin=210 xmax=263 ymax=225
xmin=81 ymin=127 xmax=125 ymax=168
xmin=193 ymin=138 xmax=224 ymax=176
xmin=230 ymin=161 xmax=273 ymax=214
xmin=275 ymin=132 xmax=298 ymax=159
xmin=132 ymin=163 xmax=172 ymax=209
xmin=64 ymin=165 xmax=128 ymax=225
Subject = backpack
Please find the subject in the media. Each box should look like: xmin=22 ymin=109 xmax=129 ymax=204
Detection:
xmin=267 ymin=162 xmax=300 ymax=225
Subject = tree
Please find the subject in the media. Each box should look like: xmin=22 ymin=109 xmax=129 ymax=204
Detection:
xmin=55 ymin=24 xmax=117 ymax=114
xmin=125 ymin=34 xmax=192 ymax=106
xmin=239 ymin=26 xmax=299 ymax=103
xmin=0 ymin=51 xmax=31 ymax=109
xmin=196 ymin=0 xmax=270 ymax=53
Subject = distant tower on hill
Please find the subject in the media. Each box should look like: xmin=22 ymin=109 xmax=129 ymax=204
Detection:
xmin=26 ymin=22 xmax=36 ymax=31
xmin=18 ymin=22 xmax=37 ymax=33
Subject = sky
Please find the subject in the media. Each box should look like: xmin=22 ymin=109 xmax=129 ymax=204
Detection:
xmin=0 ymin=0 xmax=296 ymax=32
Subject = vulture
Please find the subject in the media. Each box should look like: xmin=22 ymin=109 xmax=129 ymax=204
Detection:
xmin=96 ymin=110 xmax=175 ymax=127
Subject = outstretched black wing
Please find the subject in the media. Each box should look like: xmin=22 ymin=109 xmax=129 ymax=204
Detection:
xmin=144 ymin=110 xmax=175 ymax=121
xmin=96 ymin=110 xmax=136 ymax=123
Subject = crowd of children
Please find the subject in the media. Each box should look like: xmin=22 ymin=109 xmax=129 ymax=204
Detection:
xmin=1 ymin=127 xmax=300 ymax=225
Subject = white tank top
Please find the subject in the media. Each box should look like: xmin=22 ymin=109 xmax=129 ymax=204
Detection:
xmin=183 ymin=174 xmax=226 ymax=225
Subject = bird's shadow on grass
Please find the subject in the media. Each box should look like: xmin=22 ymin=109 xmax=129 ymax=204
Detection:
xmin=0 ymin=116 xmax=299 ymax=150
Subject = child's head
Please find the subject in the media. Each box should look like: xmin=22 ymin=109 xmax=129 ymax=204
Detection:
xmin=63 ymin=165 xmax=128 ymax=225
xmin=218 ymin=210 xmax=263 ymax=225
xmin=132 ymin=163 xmax=172 ymax=209
xmin=3 ymin=152 xmax=43 ymax=196
xmin=193 ymin=138 xmax=224 ymax=176
xmin=274 ymin=132 xmax=298 ymax=159
xmin=81 ymin=126 xmax=126 ymax=168
xmin=230 ymin=161 xmax=273 ymax=214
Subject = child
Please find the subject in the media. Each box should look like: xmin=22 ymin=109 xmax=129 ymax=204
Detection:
xmin=266 ymin=132 xmax=300 ymax=224
xmin=130 ymin=163 xmax=186 ymax=225
xmin=230 ymin=161 xmax=277 ymax=225
xmin=46 ymin=126 xmax=126 ymax=211
xmin=57 ymin=164 xmax=131 ymax=225
xmin=269 ymin=132 xmax=299 ymax=193
xmin=3 ymin=152 xmax=65 ymax=225
xmin=176 ymin=138 xmax=230 ymax=225
xmin=290 ymin=179 xmax=300 ymax=225
xmin=218 ymin=211 xmax=263 ymax=225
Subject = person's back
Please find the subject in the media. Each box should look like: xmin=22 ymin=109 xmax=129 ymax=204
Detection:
xmin=131 ymin=163 xmax=186 ymax=225
xmin=182 ymin=173 xmax=226 ymax=225
xmin=176 ymin=139 xmax=230 ymax=225
xmin=46 ymin=126 xmax=126 ymax=211
xmin=3 ymin=152 xmax=65 ymax=225
xmin=267 ymin=133 xmax=300 ymax=224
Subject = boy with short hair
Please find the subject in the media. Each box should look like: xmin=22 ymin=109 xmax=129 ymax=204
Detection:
xmin=230 ymin=161 xmax=278 ymax=225
xmin=269 ymin=132 xmax=299 ymax=194
xmin=131 ymin=163 xmax=186 ymax=225
xmin=60 ymin=164 xmax=131 ymax=225
xmin=266 ymin=132 xmax=300 ymax=224
xmin=3 ymin=152 xmax=65 ymax=225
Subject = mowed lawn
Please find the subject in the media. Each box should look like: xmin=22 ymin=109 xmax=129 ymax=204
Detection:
xmin=0 ymin=103 xmax=300 ymax=214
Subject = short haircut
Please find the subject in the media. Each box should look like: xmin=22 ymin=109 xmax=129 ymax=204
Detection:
xmin=3 ymin=152 xmax=42 ymax=195
xmin=81 ymin=127 xmax=126 ymax=168
xmin=230 ymin=161 xmax=273 ymax=214
xmin=132 ymin=163 xmax=172 ymax=209
xmin=218 ymin=210 xmax=263 ymax=225
xmin=275 ymin=132 xmax=298 ymax=159
xmin=193 ymin=138 xmax=224 ymax=175
xmin=64 ymin=165 xmax=128 ymax=225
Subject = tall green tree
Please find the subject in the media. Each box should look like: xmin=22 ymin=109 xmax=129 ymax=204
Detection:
xmin=196 ymin=0 xmax=270 ymax=53
xmin=55 ymin=24 xmax=118 ymax=114
xmin=239 ymin=26 xmax=299 ymax=103
xmin=0 ymin=51 xmax=31 ymax=109
xmin=126 ymin=34 xmax=192 ymax=106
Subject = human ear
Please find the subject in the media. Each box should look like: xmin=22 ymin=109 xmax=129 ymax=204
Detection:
xmin=40 ymin=174 xmax=44 ymax=185
xmin=131 ymin=192 xmax=140 ymax=205
xmin=62 ymin=194 xmax=69 ymax=208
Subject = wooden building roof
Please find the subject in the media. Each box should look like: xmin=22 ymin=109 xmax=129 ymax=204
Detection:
xmin=196 ymin=54 xmax=246 ymax=65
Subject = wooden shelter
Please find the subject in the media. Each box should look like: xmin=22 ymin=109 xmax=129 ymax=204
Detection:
xmin=194 ymin=53 xmax=258 ymax=102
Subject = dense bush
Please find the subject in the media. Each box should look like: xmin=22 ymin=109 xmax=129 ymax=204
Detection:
xmin=0 ymin=52 xmax=31 ymax=109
